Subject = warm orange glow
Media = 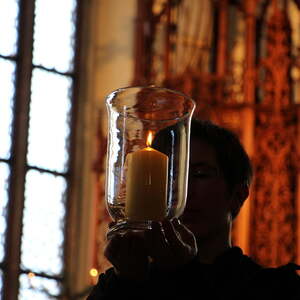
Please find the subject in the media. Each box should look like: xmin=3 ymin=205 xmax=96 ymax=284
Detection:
xmin=146 ymin=131 xmax=154 ymax=147
xmin=27 ymin=272 xmax=35 ymax=279
xmin=89 ymin=268 xmax=99 ymax=277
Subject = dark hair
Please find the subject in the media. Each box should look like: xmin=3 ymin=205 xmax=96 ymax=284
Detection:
xmin=190 ymin=119 xmax=253 ymax=192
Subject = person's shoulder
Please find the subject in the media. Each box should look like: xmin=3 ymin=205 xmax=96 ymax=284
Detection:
xmin=257 ymin=262 xmax=300 ymax=285
xmin=215 ymin=246 xmax=262 ymax=272
xmin=245 ymin=261 xmax=300 ymax=299
xmin=224 ymin=247 xmax=300 ymax=299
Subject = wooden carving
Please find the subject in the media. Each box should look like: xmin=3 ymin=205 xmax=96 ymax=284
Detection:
xmin=251 ymin=2 xmax=298 ymax=266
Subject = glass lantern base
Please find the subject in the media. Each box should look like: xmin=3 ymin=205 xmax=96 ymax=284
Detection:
xmin=107 ymin=220 xmax=152 ymax=240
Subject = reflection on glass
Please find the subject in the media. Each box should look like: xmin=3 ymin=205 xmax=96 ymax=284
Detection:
xmin=19 ymin=274 xmax=61 ymax=299
xmin=21 ymin=170 xmax=66 ymax=275
xmin=33 ymin=0 xmax=76 ymax=72
xmin=0 ymin=59 xmax=15 ymax=159
xmin=0 ymin=163 xmax=10 ymax=262
xmin=0 ymin=0 xmax=19 ymax=56
xmin=27 ymin=69 xmax=71 ymax=172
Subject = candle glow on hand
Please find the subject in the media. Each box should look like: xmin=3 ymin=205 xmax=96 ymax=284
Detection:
xmin=125 ymin=131 xmax=169 ymax=221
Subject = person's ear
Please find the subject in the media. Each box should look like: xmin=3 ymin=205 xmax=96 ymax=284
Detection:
xmin=229 ymin=184 xmax=249 ymax=219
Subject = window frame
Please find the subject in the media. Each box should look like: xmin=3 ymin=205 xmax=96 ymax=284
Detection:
xmin=1 ymin=0 xmax=85 ymax=298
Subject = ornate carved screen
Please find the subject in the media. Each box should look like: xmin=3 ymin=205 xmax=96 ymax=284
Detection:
xmin=131 ymin=0 xmax=300 ymax=267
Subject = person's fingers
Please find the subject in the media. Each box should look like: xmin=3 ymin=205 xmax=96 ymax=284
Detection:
xmin=105 ymin=232 xmax=136 ymax=262
xmin=127 ymin=232 xmax=146 ymax=254
xmin=144 ymin=219 xmax=198 ymax=272
xmin=172 ymin=218 xmax=197 ymax=249
xmin=162 ymin=219 xmax=183 ymax=248
xmin=120 ymin=233 xmax=132 ymax=257
xmin=144 ymin=221 xmax=168 ymax=257
xmin=104 ymin=233 xmax=122 ymax=264
xmin=108 ymin=221 xmax=116 ymax=229
xmin=151 ymin=221 xmax=167 ymax=245
xmin=105 ymin=231 xmax=150 ymax=281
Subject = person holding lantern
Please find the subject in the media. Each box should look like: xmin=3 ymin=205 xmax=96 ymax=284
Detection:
xmin=87 ymin=119 xmax=300 ymax=300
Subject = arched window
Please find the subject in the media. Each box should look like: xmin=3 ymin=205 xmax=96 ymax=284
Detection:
xmin=0 ymin=0 xmax=83 ymax=298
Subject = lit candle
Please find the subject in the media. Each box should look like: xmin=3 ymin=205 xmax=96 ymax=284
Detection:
xmin=125 ymin=131 xmax=168 ymax=221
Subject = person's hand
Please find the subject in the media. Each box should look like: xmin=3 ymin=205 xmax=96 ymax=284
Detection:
xmin=104 ymin=229 xmax=149 ymax=282
xmin=144 ymin=218 xmax=197 ymax=272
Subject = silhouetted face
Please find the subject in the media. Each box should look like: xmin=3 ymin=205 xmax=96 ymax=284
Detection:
xmin=180 ymin=137 xmax=232 ymax=239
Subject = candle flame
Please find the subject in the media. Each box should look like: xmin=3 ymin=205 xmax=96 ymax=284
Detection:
xmin=146 ymin=131 xmax=154 ymax=147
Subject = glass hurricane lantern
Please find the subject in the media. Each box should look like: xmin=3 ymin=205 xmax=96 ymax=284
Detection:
xmin=105 ymin=86 xmax=195 ymax=237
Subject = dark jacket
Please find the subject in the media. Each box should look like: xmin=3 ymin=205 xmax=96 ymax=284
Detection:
xmin=87 ymin=247 xmax=300 ymax=300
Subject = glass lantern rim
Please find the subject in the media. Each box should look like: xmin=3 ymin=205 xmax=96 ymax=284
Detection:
xmin=105 ymin=85 xmax=196 ymax=123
